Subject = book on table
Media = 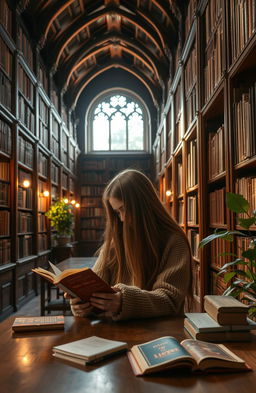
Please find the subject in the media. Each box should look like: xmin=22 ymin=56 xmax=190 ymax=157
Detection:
xmin=184 ymin=318 xmax=253 ymax=342
xmin=185 ymin=312 xmax=256 ymax=332
xmin=32 ymin=262 xmax=114 ymax=310
xmin=204 ymin=295 xmax=249 ymax=325
xmin=127 ymin=336 xmax=251 ymax=376
xmin=53 ymin=336 xmax=128 ymax=365
xmin=12 ymin=315 xmax=65 ymax=332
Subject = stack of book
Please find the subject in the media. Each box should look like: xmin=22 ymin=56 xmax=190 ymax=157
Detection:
xmin=185 ymin=295 xmax=256 ymax=342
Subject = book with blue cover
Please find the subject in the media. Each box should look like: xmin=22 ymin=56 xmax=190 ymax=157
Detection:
xmin=127 ymin=336 xmax=251 ymax=375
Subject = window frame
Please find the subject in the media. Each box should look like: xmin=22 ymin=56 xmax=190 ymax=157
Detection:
xmin=85 ymin=88 xmax=151 ymax=154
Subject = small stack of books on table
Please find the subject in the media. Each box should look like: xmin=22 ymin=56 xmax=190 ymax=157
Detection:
xmin=185 ymin=295 xmax=256 ymax=342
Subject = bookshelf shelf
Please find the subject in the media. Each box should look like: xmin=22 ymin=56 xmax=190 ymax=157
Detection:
xmin=0 ymin=3 xmax=80 ymax=320
xmin=153 ymin=0 xmax=256 ymax=309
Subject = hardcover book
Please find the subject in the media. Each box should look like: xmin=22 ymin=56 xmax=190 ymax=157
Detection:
xmin=12 ymin=315 xmax=65 ymax=332
xmin=127 ymin=336 xmax=250 ymax=376
xmin=53 ymin=336 xmax=128 ymax=365
xmin=204 ymin=296 xmax=248 ymax=325
xmin=32 ymin=262 xmax=114 ymax=311
xmin=185 ymin=313 xmax=256 ymax=333
xmin=184 ymin=318 xmax=252 ymax=342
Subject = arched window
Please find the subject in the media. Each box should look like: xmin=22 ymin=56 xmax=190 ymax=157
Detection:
xmin=86 ymin=90 xmax=150 ymax=153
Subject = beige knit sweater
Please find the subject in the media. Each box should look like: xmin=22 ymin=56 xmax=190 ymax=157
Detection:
xmin=93 ymin=231 xmax=191 ymax=321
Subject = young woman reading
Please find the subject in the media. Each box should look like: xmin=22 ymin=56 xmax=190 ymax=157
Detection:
xmin=66 ymin=169 xmax=193 ymax=321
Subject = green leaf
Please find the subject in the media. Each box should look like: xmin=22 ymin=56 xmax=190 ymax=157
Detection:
xmin=242 ymin=248 xmax=256 ymax=261
xmin=238 ymin=217 xmax=256 ymax=229
xmin=218 ymin=258 xmax=245 ymax=270
xmin=223 ymin=272 xmax=236 ymax=282
xmin=226 ymin=192 xmax=249 ymax=213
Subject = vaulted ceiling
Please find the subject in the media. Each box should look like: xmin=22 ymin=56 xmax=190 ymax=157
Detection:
xmin=20 ymin=0 xmax=186 ymax=111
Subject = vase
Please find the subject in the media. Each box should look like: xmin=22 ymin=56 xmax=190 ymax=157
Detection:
xmin=56 ymin=236 xmax=71 ymax=246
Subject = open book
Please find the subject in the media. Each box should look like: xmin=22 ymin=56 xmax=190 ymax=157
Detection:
xmin=32 ymin=262 xmax=114 ymax=311
xmin=53 ymin=336 xmax=128 ymax=365
xmin=127 ymin=336 xmax=250 ymax=376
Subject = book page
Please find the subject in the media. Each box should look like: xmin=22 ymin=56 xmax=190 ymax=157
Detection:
xmin=181 ymin=339 xmax=244 ymax=366
xmin=49 ymin=261 xmax=62 ymax=275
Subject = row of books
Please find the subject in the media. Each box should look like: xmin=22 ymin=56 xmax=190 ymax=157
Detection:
xmin=0 ymin=238 xmax=11 ymax=265
xmin=230 ymin=0 xmax=256 ymax=61
xmin=211 ymin=271 xmax=227 ymax=295
xmin=204 ymin=18 xmax=224 ymax=103
xmin=38 ymin=121 xmax=49 ymax=147
xmin=80 ymin=185 xmax=104 ymax=196
xmin=0 ymin=36 xmax=12 ymax=78
xmin=38 ymin=214 xmax=47 ymax=232
xmin=18 ymin=64 xmax=33 ymax=103
xmin=18 ymin=95 xmax=35 ymax=134
xmin=208 ymin=125 xmax=225 ymax=180
xmin=210 ymin=236 xmax=228 ymax=269
xmin=235 ymin=177 xmax=256 ymax=218
xmin=185 ymin=86 xmax=197 ymax=131
xmin=0 ymin=70 xmax=12 ymax=110
xmin=0 ymin=181 xmax=9 ymax=205
xmin=185 ymin=295 xmax=255 ymax=342
xmin=209 ymin=188 xmax=226 ymax=226
xmin=187 ymin=195 xmax=198 ymax=225
xmin=18 ymin=188 xmax=33 ymax=209
xmin=18 ymin=136 xmax=34 ymax=168
xmin=0 ymin=210 xmax=9 ymax=236
xmin=204 ymin=0 xmax=223 ymax=45
xmin=80 ymin=229 xmax=104 ymax=241
xmin=38 ymin=152 xmax=48 ymax=177
xmin=0 ymin=0 xmax=12 ymax=36
xmin=80 ymin=217 xmax=105 ymax=229
xmin=80 ymin=207 xmax=105 ymax=217
xmin=38 ymin=234 xmax=48 ymax=252
xmin=18 ymin=235 xmax=33 ymax=259
xmin=187 ymin=229 xmax=199 ymax=259
xmin=0 ymin=119 xmax=12 ymax=155
xmin=0 ymin=161 xmax=10 ymax=181
xmin=186 ymin=139 xmax=197 ymax=188
xmin=234 ymin=88 xmax=256 ymax=163
xmin=38 ymin=196 xmax=47 ymax=212
xmin=17 ymin=25 xmax=33 ymax=70
xmin=177 ymin=200 xmax=184 ymax=225
xmin=18 ymin=212 xmax=33 ymax=233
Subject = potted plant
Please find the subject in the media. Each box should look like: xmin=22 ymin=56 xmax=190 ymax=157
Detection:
xmin=199 ymin=192 xmax=256 ymax=318
xmin=46 ymin=199 xmax=75 ymax=245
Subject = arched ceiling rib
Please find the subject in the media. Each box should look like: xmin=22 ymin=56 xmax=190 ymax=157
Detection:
xmin=22 ymin=0 xmax=182 ymax=109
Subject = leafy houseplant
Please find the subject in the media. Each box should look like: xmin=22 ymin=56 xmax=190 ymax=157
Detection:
xmin=46 ymin=199 xmax=74 ymax=244
xmin=199 ymin=192 xmax=256 ymax=318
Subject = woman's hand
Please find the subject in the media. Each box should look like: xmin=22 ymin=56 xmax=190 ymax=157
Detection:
xmin=64 ymin=293 xmax=93 ymax=317
xmin=90 ymin=288 xmax=122 ymax=316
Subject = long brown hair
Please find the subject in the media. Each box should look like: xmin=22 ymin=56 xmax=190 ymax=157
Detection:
xmin=98 ymin=169 xmax=193 ymax=300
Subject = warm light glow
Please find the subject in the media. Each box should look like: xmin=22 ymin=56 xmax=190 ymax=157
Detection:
xmin=23 ymin=180 xmax=30 ymax=188
xmin=64 ymin=198 xmax=69 ymax=203
xmin=75 ymin=203 xmax=80 ymax=208
xmin=43 ymin=190 xmax=49 ymax=197
xmin=71 ymin=200 xmax=76 ymax=205
xmin=166 ymin=190 xmax=172 ymax=197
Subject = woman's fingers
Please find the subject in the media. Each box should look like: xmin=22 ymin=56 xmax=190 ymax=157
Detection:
xmin=90 ymin=291 xmax=122 ymax=314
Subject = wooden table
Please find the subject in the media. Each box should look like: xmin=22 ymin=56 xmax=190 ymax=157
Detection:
xmin=1 ymin=314 xmax=256 ymax=393
xmin=40 ymin=257 xmax=97 ymax=315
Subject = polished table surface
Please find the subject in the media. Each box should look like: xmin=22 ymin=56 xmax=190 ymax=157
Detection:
xmin=4 ymin=259 xmax=256 ymax=392
xmin=1 ymin=309 xmax=256 ymax=392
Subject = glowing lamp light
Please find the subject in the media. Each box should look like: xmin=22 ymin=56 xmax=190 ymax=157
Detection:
xmin=71 ymin=200 xmax=76 ymax=205
xmin=23 ymin=180 xmax=30 ymax=188
xmin=166 ymin=190 xmax=172 ymax=197
xmin=75 ymin=203 xmax=80 ymax=208
xmin=43 ymin=190 xmax=50 ymax=197
xmin=64 ymin=198 xmax=69 ymax=204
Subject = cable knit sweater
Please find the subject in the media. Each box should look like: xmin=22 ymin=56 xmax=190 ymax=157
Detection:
xmin=93 ymin=231 xmax=191 ymax=321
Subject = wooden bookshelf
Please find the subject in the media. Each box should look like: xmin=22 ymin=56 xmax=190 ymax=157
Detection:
xmin=153 ymin=0 xmax=256 ymax=309
xmin=0 ymin=9 xmax=79 ymax=320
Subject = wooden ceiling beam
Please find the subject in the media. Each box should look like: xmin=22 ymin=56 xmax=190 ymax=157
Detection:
xmin=64 ymin=59 xmax=162 ymax=109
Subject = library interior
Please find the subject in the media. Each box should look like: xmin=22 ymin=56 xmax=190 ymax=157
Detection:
xmin=0 ymin=1 xmax=256 ymax=393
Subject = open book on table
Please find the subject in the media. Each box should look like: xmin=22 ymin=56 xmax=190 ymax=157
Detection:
xmin=32 ymin=262 xmax=114 ymax=311
xmin=127 ymin=336 xmax=251 ymax=376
